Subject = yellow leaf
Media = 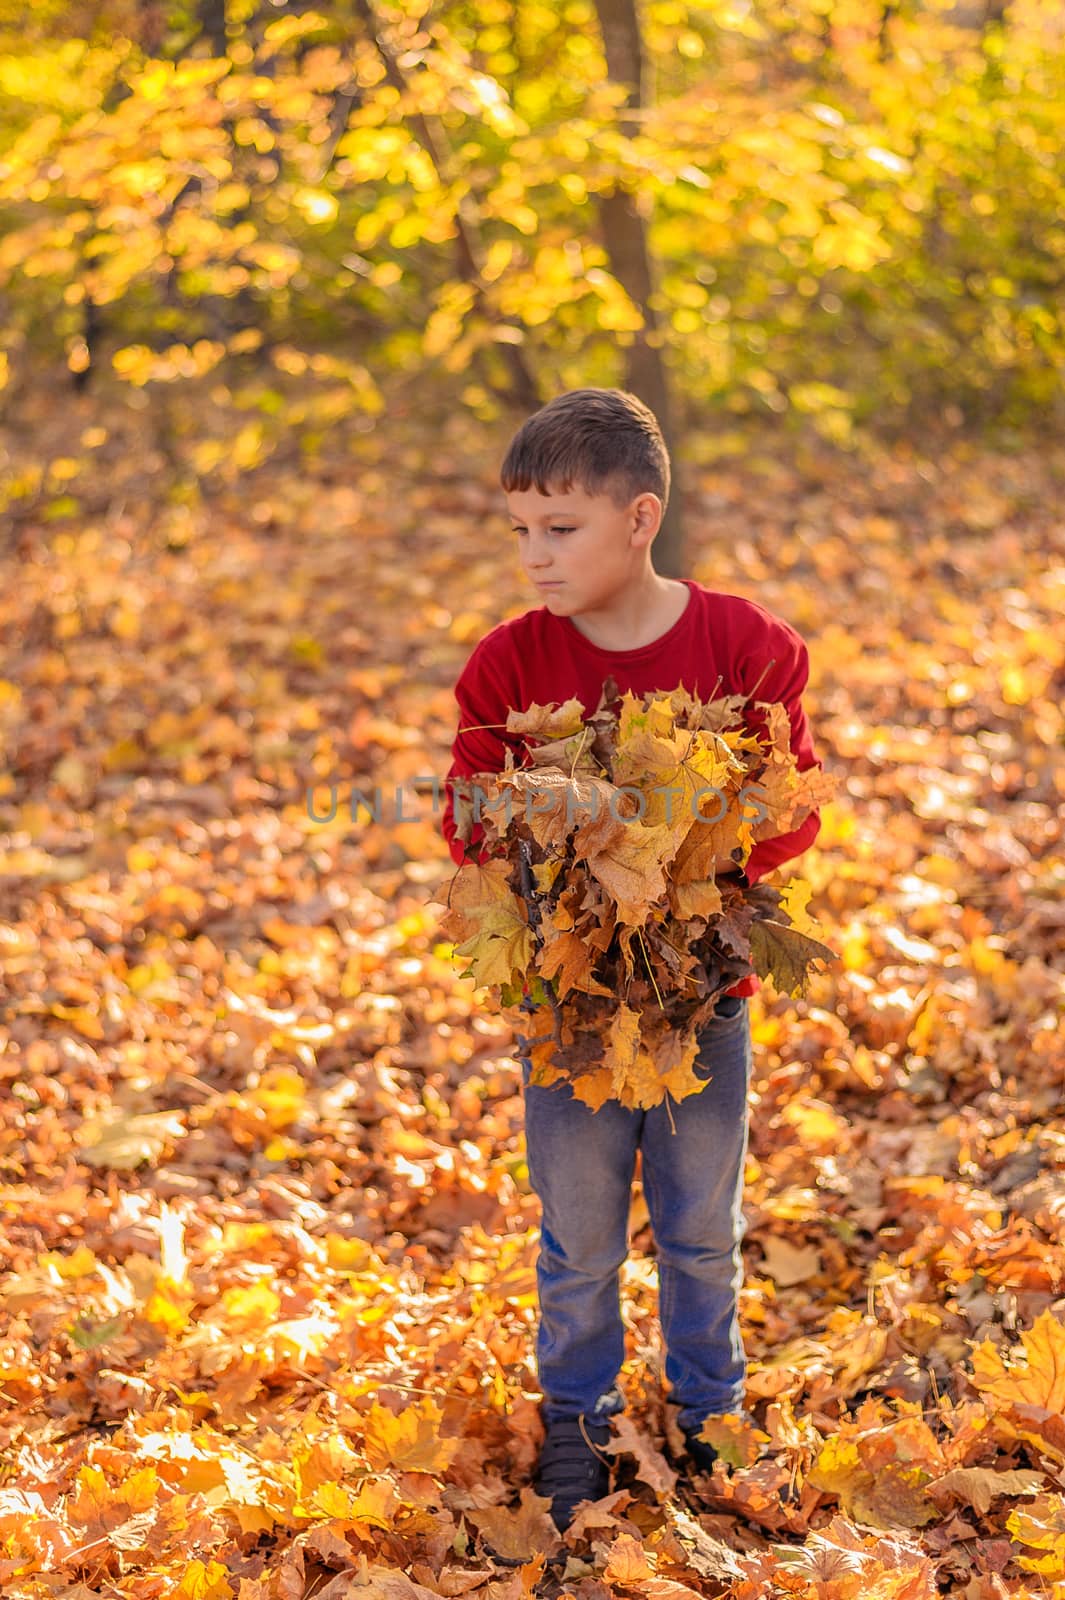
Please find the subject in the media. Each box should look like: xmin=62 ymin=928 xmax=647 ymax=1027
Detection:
xmin=246 ymin=1066 xmax=307 ymax=1131
xmin=808 ymin=1428 xmax=940 ymax=1530
xmin=604 ymin=1533 xmax=655 ymax=1583
xmin=218 ymin=1282 xmax=280 ymax=1333
xmin=776 ymin=877 xmax=822 ymax=937
xmin=176 ymin=1559 xmax=234 ymax=1598
xmin=438 ymin=858 xmax=535 ymax=987
xmin=780 ymin=1098 xmax=846 ymax=1148
xmin=47 ymin=1001 xmax=104 ymax=1040
xmin=78 ymin=1110 xmax=185 ymax=1170
xmin=971 ymin=1310 xmax=1065 ymax=1413
xmin=361 ymin=1398 xmax=460 ymax=1474
xmin=40 ymin=1245 xmax=97 ymax=1280
xmin=1008 ymin=1493 xmax=1065 ymax=1579
xmin=507 ymin=696 xmax=586 ymax=740
xmin=690 ymin=1410 xmax=767 ymax=1470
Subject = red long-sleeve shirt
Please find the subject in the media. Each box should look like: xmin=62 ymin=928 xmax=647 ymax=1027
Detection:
xmin=440 ymin=579 xmax=823 ymax=1000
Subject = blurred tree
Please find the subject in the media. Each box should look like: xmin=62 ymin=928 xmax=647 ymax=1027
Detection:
xmin=0 ymin=0 xmax=1061 ymax=459
xmin=353 ymin=0 xmax=541 ymax=410
xmin=594 ymin=0 xmax=684 ymax=575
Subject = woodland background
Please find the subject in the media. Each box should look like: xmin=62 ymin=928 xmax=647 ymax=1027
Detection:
xmin=1 ymin=1 xmax=1064 ymax=1597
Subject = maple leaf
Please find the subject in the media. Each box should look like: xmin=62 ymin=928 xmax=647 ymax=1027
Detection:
xmin=668 ymin=870 xmax=729 ymax=926
xmin=748 ymin=917 xmax=836 ymax=998
xmin=1007 ymin=1491 xmax=1065 ymax=1580
xmin=603 ymin=1004 xmax=653 ymax=1107
xmin=436 ymin=858 xmax=535 ymax=987
xmin=969 ymin=1310 xmax=1065 ymax=1467
xmin=471 ymin=1483 xmax=561 ymax=1560
xmin=579 ymin=815 xmax=674 ymax=929
xmin=604 ymin=1531 xmax=656 ymax=1583
xmin=654 ymin=1027 xmax=706 ymax=1104
xmin=538 ymin=925 xmax=614 ymax=999
xmin=808 ymin=1437 xmax=938 ymax=1531
xmin=77 ymin=1109 xmax=187 ymax=1170
xmin=706 ymin=898 xmax=758 ymax=965
xmin=333 ymin=1563 xmax=449 ymax=1600
xmin=775 ymin=877 xmax=824 ymax=938
xmin=929 ymin=1466 xmax=1044 ymax=1516
xmin=970 ymin=1308 xmax=1065 ymax=1413
xmin=522 ymin=729 xmax=602 ymax=772
xmin=496 ymin=767 xmax=608 ymax=852
xmin=506 ymin=696 xmax=586 ymax=741
xmin=669 ymin=800 xmax=754 ymax=919
xmin=361 ymin=1398 xmax=461 ymax=1474
xmin=758 ymin=1235 xmax=823 ymax=1288
xmin=558 ymin=1068 xmax=609 ymax=1110
xmin=690 ymin=1410 xmax=768 ymax=1470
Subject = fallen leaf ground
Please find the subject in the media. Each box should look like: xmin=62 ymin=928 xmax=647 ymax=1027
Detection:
xmin=1 ymin=386 xmax=1064 ymax=1598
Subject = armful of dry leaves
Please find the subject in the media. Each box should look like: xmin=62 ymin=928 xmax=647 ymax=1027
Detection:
xmin=431 ymin=675 xmax=838 ymax=1114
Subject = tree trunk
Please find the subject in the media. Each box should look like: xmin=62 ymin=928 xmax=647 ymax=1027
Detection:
xmin=353 ymin=0 xmax=541 ymax=413
xmin=593 ymin=0 xmax=684 ymax=576
xmin=198 ymin=0 xmax=227 ymax=54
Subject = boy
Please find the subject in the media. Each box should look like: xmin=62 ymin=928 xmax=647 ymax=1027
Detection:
xmin=440 ymin=388 xmax=823 ymax=1532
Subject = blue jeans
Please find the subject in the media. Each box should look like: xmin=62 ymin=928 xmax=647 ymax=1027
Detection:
xmin=515 ymin=994 xmax=752 ymax=1435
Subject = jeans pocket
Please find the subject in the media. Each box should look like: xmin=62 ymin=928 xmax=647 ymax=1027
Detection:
xmin=693 ymin=995 xmax=749 ymax=1078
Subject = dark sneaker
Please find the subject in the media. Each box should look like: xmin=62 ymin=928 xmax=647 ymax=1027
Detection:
xmin=533 ymin=1413 xmax=613 ymax=1531
xmin=681 ymin=1426 xmax=720 ymax=1473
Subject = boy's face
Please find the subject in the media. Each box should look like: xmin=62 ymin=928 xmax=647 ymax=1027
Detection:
xmin=505 ymin=480 xmax=661 ymax=613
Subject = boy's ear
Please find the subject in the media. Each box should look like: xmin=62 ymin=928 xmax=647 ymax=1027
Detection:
xmin=633 ymin=492 xmax=663 ymax=538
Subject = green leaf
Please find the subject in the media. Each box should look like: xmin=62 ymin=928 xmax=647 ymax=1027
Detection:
xmin=527 ymin=973 xmax=551 ymax=1006
xmin=69 ymin=1314 xmax=123 ymax=1351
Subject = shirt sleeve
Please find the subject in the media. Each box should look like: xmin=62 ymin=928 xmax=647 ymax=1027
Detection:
xmin=739 ymin=616 xmax=823 ymax=887
xmin=441 ymin=637 xmax=523 ymax=868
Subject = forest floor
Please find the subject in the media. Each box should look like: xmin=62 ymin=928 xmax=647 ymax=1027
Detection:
xmin=1 ymin=380 xmax=1063 ymax=1597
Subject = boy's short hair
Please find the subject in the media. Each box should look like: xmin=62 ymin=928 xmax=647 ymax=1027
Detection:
xmin=500 ymin=387 xmax=670 ymax=515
